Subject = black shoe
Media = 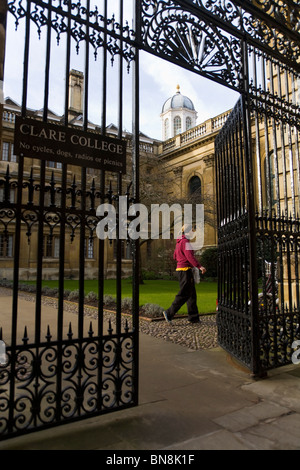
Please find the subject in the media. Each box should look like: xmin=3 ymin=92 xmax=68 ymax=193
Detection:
xmin=189 ymin=318 xmax=201 ymax=324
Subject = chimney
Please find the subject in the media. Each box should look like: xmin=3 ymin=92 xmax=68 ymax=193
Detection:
xmin=68 ymin=69 xmax=84 ymax=116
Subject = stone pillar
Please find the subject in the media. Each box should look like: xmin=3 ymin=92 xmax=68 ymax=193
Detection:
xmin=173 ymin=166 xmax=183 ymax=199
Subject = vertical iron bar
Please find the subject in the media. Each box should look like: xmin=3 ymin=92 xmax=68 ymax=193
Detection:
xmin=34 ymin=0 xmax=52 ymax=350
xmin=291 ymin=73 xmax=300 ymax=312
xmin=21 ymin=0 xmax=31 ymax=118
xmin=42 ymin=0 xmax=52 ymax=122
xmin=284 ymin=70 xmax=294 ymax=313
xmin=76 ymin=0 xmax=90 ymax=416
xmin=228 ymin=119 xmax=235 ymax=221
xmin=241 ymin=38 xmax=260 ymax=376
xmin=9 ymin=155 xmax=24 ymax=433
xmin=276 ymin=64 xmax=287 ymax=316
xmin=261 ymin=54 xmax=272 ymax=214
xmin=253 ymin=49 xmax=263 ymax=215
xmin=116 ymin=0 xmax=124 ymax=401
xmin=291 ymin=73 xmax=300 ymax=214
xmin=55 ymin=0 xmax=72 ymax=425
xmin=101 ymin=0 xmax=107 ymax=136
xmin=268 ymin=59 xmax=281 ymax=363
xmin=8 ymin=0 xmax=30 ymax=428
xmin=132 ymin=0 xmax=140 ymax=405
xmin=97 ymin=0 xmax=108 ymax=412
xmin=116 ymin=0 xmax=124 ymax=341
xmin=277 ymin=64 xmax=288 ymax=216
xmin=63 ymin=2 xmax=71 ymax=127
xmin=0 ymin=0 xmax=7 ymax=155
xmin=34 ymin=165 xmax=45 ymax=344
xmin=269 ymin=60 xmax=280 ymax=216
xmin=237 ymin=105 xmax=246 ymax=216
xmin=285 ymin=69 xmax=296 ymax=219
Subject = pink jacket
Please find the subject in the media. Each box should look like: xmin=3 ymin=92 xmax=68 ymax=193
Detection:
xmin=173 ymin=235 xmax=202 ymax=269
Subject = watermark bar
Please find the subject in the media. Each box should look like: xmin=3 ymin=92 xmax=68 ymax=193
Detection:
xmin=96 ymin=198 xmax=204 ymax=250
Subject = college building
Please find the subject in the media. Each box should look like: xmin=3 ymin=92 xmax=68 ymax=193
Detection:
xmin=0 ymin=69 xmax=241 ymax=281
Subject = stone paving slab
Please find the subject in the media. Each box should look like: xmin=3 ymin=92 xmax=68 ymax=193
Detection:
xmin=213 ymin=401 xmax=291 ymax=432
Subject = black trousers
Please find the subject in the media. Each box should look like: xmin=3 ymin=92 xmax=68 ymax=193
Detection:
xmin=166 ymin=269 xmax=199 ymax=322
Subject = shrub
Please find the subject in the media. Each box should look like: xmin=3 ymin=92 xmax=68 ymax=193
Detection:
xmin=140 ymin=303 xmax=164 ymax=318
xmin=103 ymin=294 xmax=116 ymax=308
xmin=0 ymin=280 xmax=13 ymax=288
xmin=68 ymin=289 xmax=80 ymax=301
xmin=19 ymin=283 xmax=36 ymax=293
xmin=64 ymin=289 xmax=71 ymax=299
xmin=41 ymin=286 xmax=58 ymax=297
xmin=121 ymin=297 xmax=132 ymax=311
xmin=85 ymin=291 xmax=98 ymax=303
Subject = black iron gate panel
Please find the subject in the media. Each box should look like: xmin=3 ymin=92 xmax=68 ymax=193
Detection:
xmin=0 ymin=157 xmax=138 ymax=437
xmin=140 ymin=0 xmax=300 ymax=377
xmin=216 ymin=48 xmax=300 ymax=375
xmin=248 ymin=45 xmax=300 ymax=372
xmin=0 ymin=0 xmax=140 ymax=439
xmin=215 ymin=97 xmax=254 ymax=370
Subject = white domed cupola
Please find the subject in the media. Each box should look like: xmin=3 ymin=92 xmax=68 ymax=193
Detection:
xmin=161 ymin=85 xmax=197 ymax=141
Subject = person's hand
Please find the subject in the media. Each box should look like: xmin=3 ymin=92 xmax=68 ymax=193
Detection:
xmin=200 ymin=267 xmax=206 ymax=275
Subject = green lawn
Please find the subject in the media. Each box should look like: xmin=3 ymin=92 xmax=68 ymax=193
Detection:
xmin=24 ymin=279 xmax=218 ymax=315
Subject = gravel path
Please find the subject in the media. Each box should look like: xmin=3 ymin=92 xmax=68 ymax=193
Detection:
xmin=1 ymin=288 xmax=218 ymax=351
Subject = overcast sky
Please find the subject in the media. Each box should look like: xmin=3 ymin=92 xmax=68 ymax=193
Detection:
xmin=3 ymin=3 xmax=239 ymax=141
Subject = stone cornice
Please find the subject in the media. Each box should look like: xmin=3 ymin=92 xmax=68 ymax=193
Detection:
xmin=159 ymin=132 xmax=217 ymax=161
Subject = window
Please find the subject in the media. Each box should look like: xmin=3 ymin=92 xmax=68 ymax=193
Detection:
xmin=46 ymin=161 xmax=62 ymax=169
xmin=0 ymin=188 xmax=15 ymax=203
xmin=43 ymin=236 xmax=60 ymax=258
xmin=164 ymin=119 xmax=169 ymax=140
xmin=2 ymin=142 xmax=9 ymax=161
xmin=10 ymin=144 xmax=17 ymax=163
xmin=186 ymin=117 xmax=192 ymax=130
xmin=174 ymin=116 xmax=181 ymax=135
xmin=0 ymin=235 xmax=13 ymax=257
xmin=85 ymin=238 xmax=94 ymax=259
xmin=1 ymin=142 xmax=17 ymax=162
xmin=188 ymin=176 xmax=201 ymax=196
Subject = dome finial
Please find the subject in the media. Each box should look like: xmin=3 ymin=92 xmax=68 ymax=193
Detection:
xmin=176 ymin=84 xmax=180 ymax=93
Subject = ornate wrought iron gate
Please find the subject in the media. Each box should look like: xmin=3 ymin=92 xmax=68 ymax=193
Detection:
xmin=0 ymin=0 xmax=140 ymax=439
xmin=214 ymin=5 xmax=300 ymax=376
xmin=0 ymin=0 xmax=299 ymax=439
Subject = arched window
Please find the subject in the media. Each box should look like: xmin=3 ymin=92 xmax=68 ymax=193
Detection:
xmin=188 ymin=176 xmax=201 ymax=197
xmin=174 ymin=116 xmax=181 ymax=135
xmin=164 ymin=119 xmax=169 ymax=140
xmin=186 ymin=117 xmax=192 ymax=130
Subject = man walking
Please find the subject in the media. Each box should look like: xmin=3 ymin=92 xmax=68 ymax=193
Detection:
xmin=163 ymin=225 xmax=206 ymax=324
